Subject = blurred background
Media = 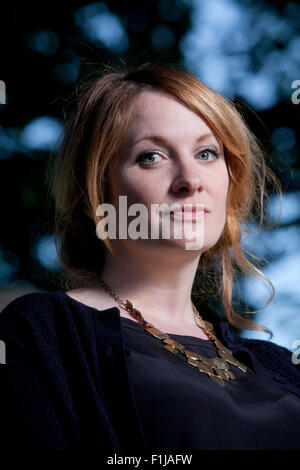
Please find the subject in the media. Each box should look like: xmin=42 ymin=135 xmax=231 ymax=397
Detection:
xmin=0 ymin=0 xmax=299 ymax=350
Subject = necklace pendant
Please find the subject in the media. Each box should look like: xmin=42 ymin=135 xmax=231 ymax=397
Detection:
xmin=209 ymin=374 xmax=225 ymax=387
xmin=218 ymin=349 xmax=245 ymax=370
xmin=214 ymin=339 xmax=231 ymax=354
xmin=224 ymin=354 xmax=238 ymax=366
xmin=164 ymin=338 xmax=185 ymax=352
xmin=235 ymin=361 xmax=247 ymax=373
xmin=164 ymin=344 xmax=179 ymax=355
xmin=195 ymin=357 xmax=227 ymax=387
xmin=217 ymin=347 xmax=241 ymax=365
xmin=187 ymin=357 xmax=199 ymax=367
xmin=224 ymin=369 xmax=235 ymax=380
xmin=211 ymin=357 xmax=227 ymax=370
xmin=199 ymin=358 xmax=233 ymax=383
xmin=198 ymin=361 xmax=214 ymax=376
xmin=184 ymin=350 xmax=200 ymax=361
xmin=100 ymin=280 xmax=241 ymax=389
xmin=146 ymin=326 xmax=169 ymax=340
xmin=183 ymin=350 xmax=200 ymax=367
xmin=215 ymin=367 xmax=232 ymax=381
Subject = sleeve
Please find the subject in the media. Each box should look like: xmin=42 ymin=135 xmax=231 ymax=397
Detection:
xmin=0 ymin=297 xmax=73 ymax=451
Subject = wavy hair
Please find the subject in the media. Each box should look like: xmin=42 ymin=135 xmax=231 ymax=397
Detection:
xmin=47 ymin=64 xmax=281 ymax=337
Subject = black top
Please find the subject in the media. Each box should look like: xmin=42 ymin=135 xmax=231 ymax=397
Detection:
xmin=121 ymin=316 xmax=300 ymax=450
xmin=0 ymin=290 xmax=299 ymax=452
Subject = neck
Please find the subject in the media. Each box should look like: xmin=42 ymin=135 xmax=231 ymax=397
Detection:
xmin=98 ymin=240 xmax=202 ymax=326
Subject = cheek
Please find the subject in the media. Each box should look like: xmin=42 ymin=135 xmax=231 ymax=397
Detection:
xmin=210 ymin=167 xmax=229 ymax=209
xmin=219 ymin=177 xmax=229 ymax=207
xmin=109 ymin=168 xmax=134 ymax=200
xmin=110 ymin=168 xmax=158 ymax=206
xmin=220 ymin=164 xmax=229 ymax=197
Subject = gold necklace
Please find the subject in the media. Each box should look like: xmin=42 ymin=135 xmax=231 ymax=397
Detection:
xmin=98 ymin=278 xmax=247 ymax=388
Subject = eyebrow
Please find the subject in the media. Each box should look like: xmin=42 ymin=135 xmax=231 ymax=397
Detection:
xmin=132 ymin=132 xmax=219 ymax=147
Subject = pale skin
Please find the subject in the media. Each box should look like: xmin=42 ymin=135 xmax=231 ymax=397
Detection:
xmin=66 ymin=90 xmax=229 ymax=339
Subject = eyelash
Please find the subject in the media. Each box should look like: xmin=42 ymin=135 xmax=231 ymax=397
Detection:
xmin=136 ymin=148 xmax=221 ymax=165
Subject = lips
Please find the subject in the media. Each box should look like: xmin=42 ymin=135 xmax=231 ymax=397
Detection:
xmin=159 ymin=204 xmax=209 ymax=223
xmin=177 ymin=205 xmax=208 ymax=213
xmin=170 ymin=210 xmax=206 ymax=220
xmin=161 ymin=204 xmax=209 ymax=215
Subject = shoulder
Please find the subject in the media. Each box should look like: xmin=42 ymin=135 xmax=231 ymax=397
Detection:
xmin=222 ymin=320 xmax=297 ymax=365
xmin=0 ymin=289 xmax=118 ymax=341
xmin=0 ymin=292 xmax=63 ymax=368
xmin=0 ymin=291 xmax=73 ymax=345
xmin=1 ymin=291 xmax=62 ymax=323
xmin=235 ymin=334 xmax=300 ymax=389
xmin=238 ymin=334 xmax=296 ymax=363
xmin=1 ymin=290 xmax=58 ymax=310
xmin=0 ymin=288 xmax=104 ymax=319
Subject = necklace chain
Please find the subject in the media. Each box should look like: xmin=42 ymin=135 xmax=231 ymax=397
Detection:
xmin=98 ymin=278 xmax=247 ymax=388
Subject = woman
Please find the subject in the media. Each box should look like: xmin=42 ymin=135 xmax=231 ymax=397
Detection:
xmin=0 ymin=65 xmax=300 ymax=452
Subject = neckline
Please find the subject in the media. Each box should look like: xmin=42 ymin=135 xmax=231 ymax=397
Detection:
xmin=120 ymin=316 xmax=215 ymax=347
xmin=59 ymin=290 xmax=213 ymax=343
xmin=59 ymin=290 xmax=119 ymax=314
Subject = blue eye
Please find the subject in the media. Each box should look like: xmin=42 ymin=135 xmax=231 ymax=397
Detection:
xmin=196 ymin=149 xmax=220 ymax=161
xmin=136 ymin=152 xmax=163 ymax=164
xmin=136 ymin=148 xmax=220 ymax=165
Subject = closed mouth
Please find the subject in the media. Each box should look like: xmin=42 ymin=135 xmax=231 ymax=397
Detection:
xmin=161 ymin=207 xmax=209 ymax=216
xmin=170 ymin=211 xmax=206 ymax=219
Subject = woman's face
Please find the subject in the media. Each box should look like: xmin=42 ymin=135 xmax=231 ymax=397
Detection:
xmin=108 ymin=90 xmax=229 ymax=253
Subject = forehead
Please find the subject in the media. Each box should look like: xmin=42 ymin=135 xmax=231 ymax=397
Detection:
xmin=126 ymin=90 xmax=217 ymax=143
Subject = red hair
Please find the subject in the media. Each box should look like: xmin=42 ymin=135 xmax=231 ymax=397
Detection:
xmin=47 ymin=65 xmax=281 ymax=337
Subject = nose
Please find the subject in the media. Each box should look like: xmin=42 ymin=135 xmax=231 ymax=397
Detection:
xmin=171 ymin=163 xmax=202 ymax=194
